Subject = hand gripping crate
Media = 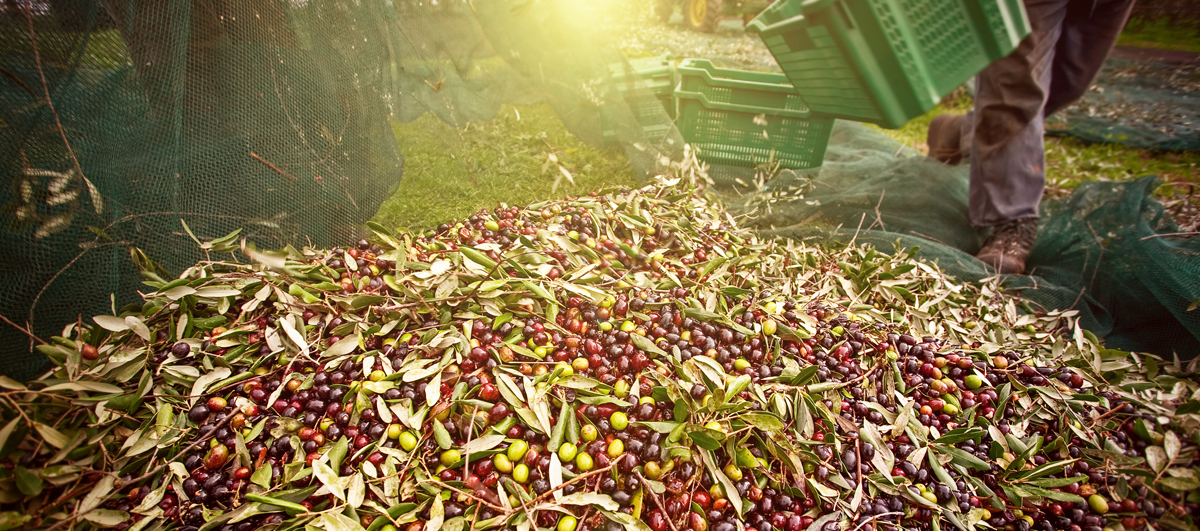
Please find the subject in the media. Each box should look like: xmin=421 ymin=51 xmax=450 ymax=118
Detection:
xmin=747 ymin=0 xmax=1029 ymax=128
xmin=674 ymin=58 xmax=833 ymax=170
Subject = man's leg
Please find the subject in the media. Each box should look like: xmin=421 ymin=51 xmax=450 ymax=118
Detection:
xmin=967 ymin=0 xmax=1073 ymax=229
xmin=1044 ymin=0 xmax=1136 ymax=118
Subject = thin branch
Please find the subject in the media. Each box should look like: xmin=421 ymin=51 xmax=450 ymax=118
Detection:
xmin=21 ymin=0 xmax=88 ymax=187
xmin=0 ymin=314 xmax=47 ymax=345
xmin=524 ymin=463 xmax=616 ymax=509
xmin=250 ymin=151 xmax=298 ymax=182
xmin=123 ymin=411 xmax=236 ymax=488
xmin=635 ymin=471 xmax=682 ymax=531
xmin=427 ymin=478 xmax=509 ymax=513
xmin=1140 ymin=231 xmax=1199 ymax=240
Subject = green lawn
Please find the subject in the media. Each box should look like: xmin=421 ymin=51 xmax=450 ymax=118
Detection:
xmin=1118 ymin=17 xmax=1200 ymax=53
xmin=372 ymin=105 xmax=639 ymax=231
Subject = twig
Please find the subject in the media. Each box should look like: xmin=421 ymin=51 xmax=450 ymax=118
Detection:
xmin=1140 ymin=231 xmax=1199 ymax=240
xmin=851 ymin=512 xmax=904 ymax=531
xmin=2 ymin=395 xmax=32 ymax=426
xmin=250 ymin=152 xmax=298 ymax=182
xmin=427 ymin=479 xmax=509 ymax=513
xmin=123 ymin=411 xmax=236 ymax=487
xmin=524 ymin=463 xmax=616 ymax=508
xmin=868 ymin=190 xmax=887 ymax=232
xmin=636 ymin=471 xmax=682 ymax=531
xmin=1087 ymin=401 xmax=1130 ymax=428
xmin=21 ymin=0 xmax=89 ymax=193
xmin=846 ymin=212 xmax=867 ymax=252
xmin=0 ymin=314 xmax=47 ymax=345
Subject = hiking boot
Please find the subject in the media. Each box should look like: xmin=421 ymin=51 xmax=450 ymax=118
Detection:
xmin=976 ymin=218 xmax=1038 ymax=275
xmin=927 ymin=114 xmax=966 ymax=165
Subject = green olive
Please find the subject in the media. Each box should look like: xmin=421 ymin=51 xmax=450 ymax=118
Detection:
xmin=762 ymin=319 xmax=777 ymax=336
xmin=1088 ymin=494 xmax=1110 ymax=515
xmin=490 ymin=452 xmax=513 ymax=472
xmin=644 ymin=461 xmax=663 ymax=479
xmin=581 ymin=424 xmax=598 ymax=442
xmin=607 ymin=439 xmax=625 ymax=458
xmin=614 ymin=380 xmax=630 ymax=398
xmin=610 ymin=411 xmax=629 ymax=431
xmin=440 ymin=449 xmax=461 ymax=467
xmin=555 ymin=363 xmax=573 ymax=377
xmin=513 ymin=463 xmax=530 ymax=483
xmin=964 ymin=374 xmax=983 ymax=390
xmin=399 ymin=431 xmax=418 ymax=452
xmin=558 ymin=442 xmax=579 ymax=462
xmin=558 ymin=516 xmax=578 ymax=531
xmin=723 ymin=463 xmax=743 ymax=482
xmin=709 ymin=483 xmax=724 ymax=500
xmin=507 ymin=440 xmax=530 ymax=463
xmin=387 ymin=424 xmax=403 ymax=440
xmin=735 ymin=448 xmax=758 ymax=468
xmin=576 ymin=452 xmax=594 ymax=471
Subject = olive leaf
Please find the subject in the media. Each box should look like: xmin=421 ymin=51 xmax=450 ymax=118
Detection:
xmin=313 ymin=460 xmax=346 ymax=501
xmin=1164 ymin=430 xmax=1181 ymax=463
xmin=1146 ymin=445 xmax=1169 ymax=473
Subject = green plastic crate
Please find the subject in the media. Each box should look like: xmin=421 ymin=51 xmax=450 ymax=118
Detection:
xmin=602 ymin=56 xmax=676 ymax=145
xmin=674 ymin=59 xmax=833 ymax=170
xmin=747 ymin=0 xmax=1030 ymax=128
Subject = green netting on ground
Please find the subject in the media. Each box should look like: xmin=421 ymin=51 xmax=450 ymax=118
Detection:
xmin=1046 ymin=51 xmax=1200 ymax=151
xmin=0 ymin=0 xmax=681 ymax=381
xmin=3 ymin=0 xmax=1198 ymax=383
xmin=727 ymin=121 xmax=1200 ymax=358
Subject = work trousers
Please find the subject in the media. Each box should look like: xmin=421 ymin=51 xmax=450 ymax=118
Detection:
xmin=960 ymin=0 xmax=1135 ymax=227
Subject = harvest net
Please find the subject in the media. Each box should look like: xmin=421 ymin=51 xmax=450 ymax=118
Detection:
xmin=0 ymin=0 xmax=680 ymax=381
xmin=724 ymin=121 xmax=1200 ymax=359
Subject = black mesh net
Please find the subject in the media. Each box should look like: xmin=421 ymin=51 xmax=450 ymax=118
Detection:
xmin=0 ymin=0 xmax=681 ymax=381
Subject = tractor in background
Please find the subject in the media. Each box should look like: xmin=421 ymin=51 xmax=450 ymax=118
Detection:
xmin=654 ymin=0 xmax=771 ymax=33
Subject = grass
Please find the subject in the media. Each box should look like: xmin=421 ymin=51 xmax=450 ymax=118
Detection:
xmin=1117 ymin=17 xmax=1200 ymax=53
xmin=372 ymin=104 xmax=640 ymax=231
